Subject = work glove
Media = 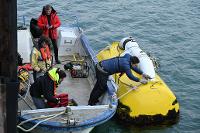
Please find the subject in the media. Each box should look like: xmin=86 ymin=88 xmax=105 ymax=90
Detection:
xmin=56 ymin=98 xmax=61 ymax=104
xmin=142 ymin=73 xmax=151 ymax=80
xmin=45 ymin=25 xmax=53 ymax=29
xmin=49 ymin=25 xmax=53 ymax=29
xmin=46 ymin=25 xmax=53 ymax=29
xmin=140 ymin=78 xmax=148 ymax=84
xmin=45 ymin=25 xmax=49 ymax=29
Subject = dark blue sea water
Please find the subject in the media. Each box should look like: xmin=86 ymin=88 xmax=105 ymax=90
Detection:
xmin=17 ymin=0 xmax=200 ymax=132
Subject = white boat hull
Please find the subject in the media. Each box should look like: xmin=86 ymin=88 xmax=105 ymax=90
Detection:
xmin=17 ymin=25 xmax=118 ymax=133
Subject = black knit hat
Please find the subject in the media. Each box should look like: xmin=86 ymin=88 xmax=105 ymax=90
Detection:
xmin=38 ymin=35 xmax=52 ymax=48
xmin=130 ymin=56 xmax=140 ymax=64
xmin=57 ymin=70 xmax=66 ymax=79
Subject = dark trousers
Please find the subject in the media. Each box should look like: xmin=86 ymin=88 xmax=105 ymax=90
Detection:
xmin=88 ymin=65 xmax=109 ymax=105
xmin=33 ymin=70 xmax=43 ymax=81
xmin=51 ymin=39 xmax=59 ymax=61
xmin=32 ymin=97 xmax=46 ymax=109
xmin=33 ymin=70 xmax=37 ymax=81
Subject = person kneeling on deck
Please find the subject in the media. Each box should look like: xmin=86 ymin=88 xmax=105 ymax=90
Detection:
xmin=88 ymin=54 xmax=150 ymax=105
xmin=30 ymin=68 xmax=67 ymax=109
xmin=31 ymin=35 xmax=52 ymax=81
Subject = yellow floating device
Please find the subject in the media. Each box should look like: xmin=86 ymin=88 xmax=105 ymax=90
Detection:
xmin=96 ymin=42 xmax=179 ymax=125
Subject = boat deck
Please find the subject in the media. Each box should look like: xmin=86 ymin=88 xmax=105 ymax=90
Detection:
xmin=18 ymin=55 xmax=94 ymax=110
xmin=55 ymin=55 xmax=93 ymax=105
xmin=17 ymin=27 xmax=117 ymax=133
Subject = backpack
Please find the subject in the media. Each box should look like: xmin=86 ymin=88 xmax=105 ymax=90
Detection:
xmin=30 ymin=18 xmax=43 ymax=38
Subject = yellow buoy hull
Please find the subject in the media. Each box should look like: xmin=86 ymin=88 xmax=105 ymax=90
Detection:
xmin=97 ymin=42 xmax=179 ymax=125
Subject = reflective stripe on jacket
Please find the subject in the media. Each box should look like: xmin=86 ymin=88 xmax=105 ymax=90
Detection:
xmin=40 ymin=44 xmax=51 ymax=60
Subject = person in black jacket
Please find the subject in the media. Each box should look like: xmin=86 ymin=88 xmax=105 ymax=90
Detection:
xmin=30 ymin=67 xmax=66 ymax=109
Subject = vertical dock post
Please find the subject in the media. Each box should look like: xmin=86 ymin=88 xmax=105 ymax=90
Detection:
xmin=0 ymin=0 xmax=18 ymax=133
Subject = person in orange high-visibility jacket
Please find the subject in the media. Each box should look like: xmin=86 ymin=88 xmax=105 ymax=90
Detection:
xmin=31 ymin=36 xmax=52 ymax=81
xmin=38 ymin=4 xmax=61 ymax=64
xmin=30 ymin=68 xmax=67 ymax=109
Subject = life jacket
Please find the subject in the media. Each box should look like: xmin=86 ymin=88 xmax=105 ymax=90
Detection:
xmin=18 ymin=68 xmax=30 ymax=96
xmin=18 ymin=68 xmax=30 ymax=82
xmin=48 ymin=68 xmax=59 ymax=94
xmin=40 ymin=44 xmax=51 ymax=60
xmin=48 ymin=68 xmax=59 ymax=83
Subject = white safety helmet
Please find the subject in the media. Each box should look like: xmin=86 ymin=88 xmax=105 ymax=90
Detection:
xmin=119 ymin=36 xmax=135 ymax=50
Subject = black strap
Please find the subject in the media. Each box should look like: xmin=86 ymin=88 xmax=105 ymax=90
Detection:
xmin=123 ymin=38 xmax=135 ymax=49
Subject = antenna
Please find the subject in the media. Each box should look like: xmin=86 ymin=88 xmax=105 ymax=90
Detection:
xmin=23 ymin=16 xmax=26 ymax=27
xmin=74 ymin=16 xmax=81 ymax=33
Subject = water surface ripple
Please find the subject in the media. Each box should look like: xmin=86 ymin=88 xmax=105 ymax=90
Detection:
xmin=17 ymin=0 xmax=200 ymax=132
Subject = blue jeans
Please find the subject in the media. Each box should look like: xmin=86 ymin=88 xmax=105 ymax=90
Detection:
xmin=32 ymin=97 xmax=46 ymax=109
